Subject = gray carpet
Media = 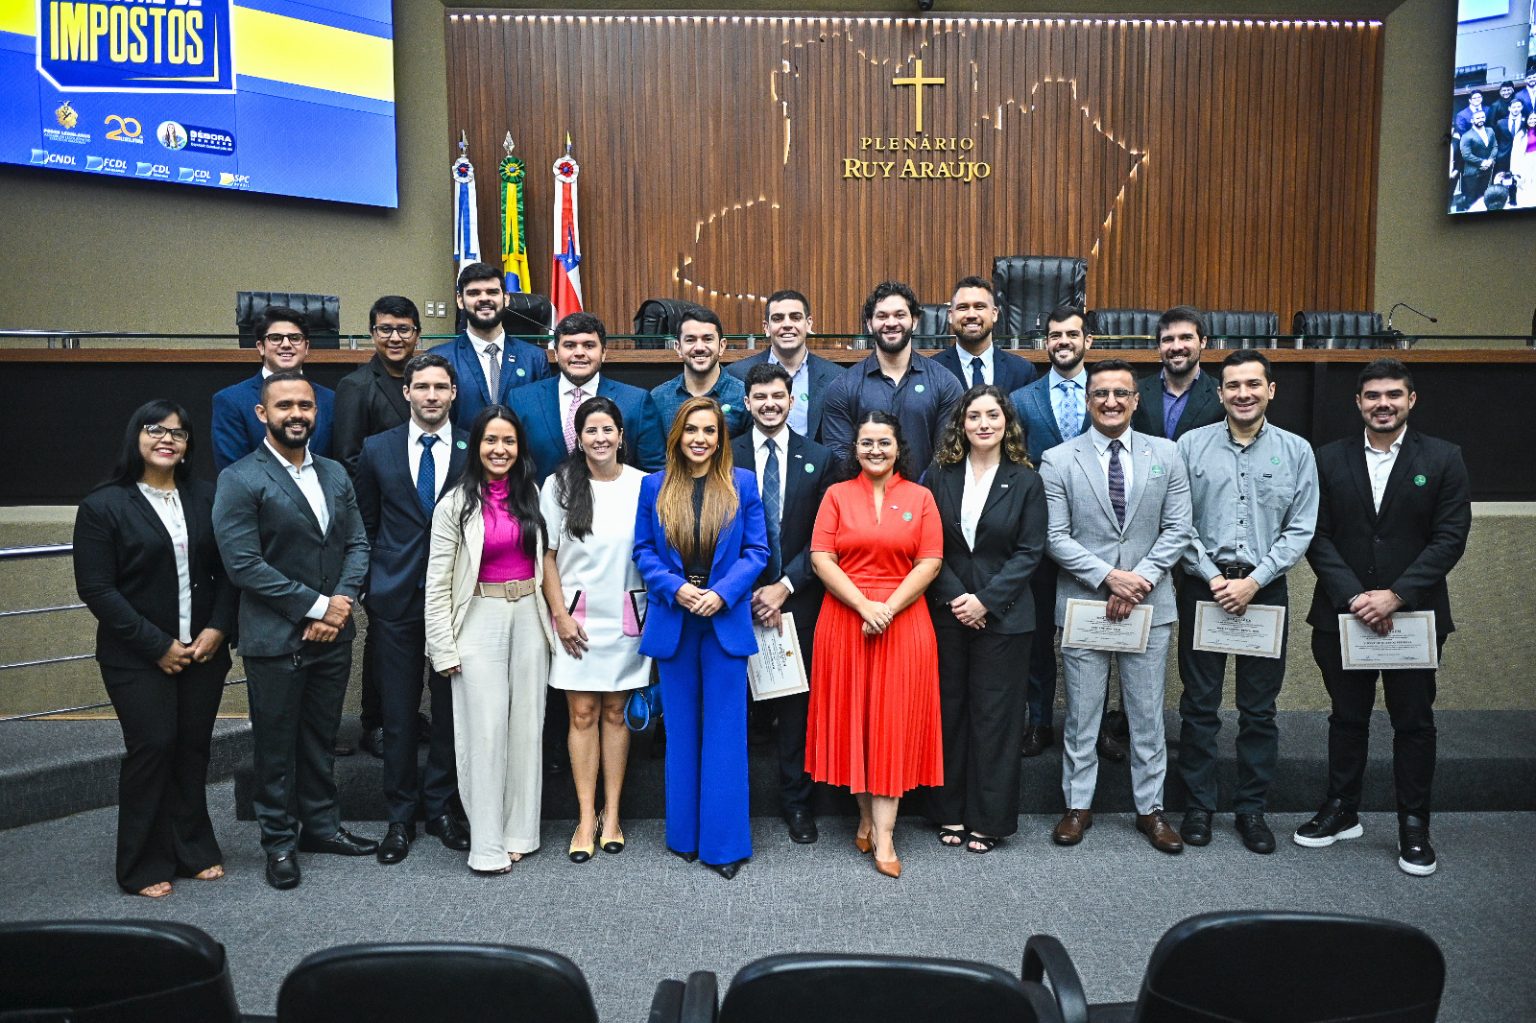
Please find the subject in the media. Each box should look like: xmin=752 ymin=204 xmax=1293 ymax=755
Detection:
xmin=0 ymin=783 xmax=1531 ymax=1021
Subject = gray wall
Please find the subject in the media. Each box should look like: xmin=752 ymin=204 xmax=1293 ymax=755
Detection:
xmin=0 ymin=0 xmax=1530 ymax=339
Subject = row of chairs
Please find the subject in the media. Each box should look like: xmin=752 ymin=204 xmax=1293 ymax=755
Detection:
xmin=0 ymin=910 xmax=1445 ymax=1022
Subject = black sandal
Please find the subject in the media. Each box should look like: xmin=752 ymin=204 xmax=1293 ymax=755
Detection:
xmin=938 ymin=826 xmax=967 ymax=847
xmin=966 ymin=833 xmax=1001 ymax=854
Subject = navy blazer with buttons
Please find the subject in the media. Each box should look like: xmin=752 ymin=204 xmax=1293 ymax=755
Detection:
xmin=1131 ymin=368 xmax=1224 ymax=440
xmin=353 ymin=423 xmax=469 ymax=622
xmin=730 ymin=430 xmax=834 ymax=619
xmin=211 ymin=373 xmax=335 ymax=471
xmin=930 ymin=344 xmax=1038 ymax=394
xmin=1010 ymin=373 xmax=1087 ymax=462
xmin=513 ymin=374 xmax=666 ymax=484
xmin=726 ymin=349 xmax=846 ymax=444
xmin=435 ymin=332 xmax=552 ymax=431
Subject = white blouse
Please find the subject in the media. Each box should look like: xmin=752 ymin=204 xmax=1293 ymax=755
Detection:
xmin=138 ymin=483 xmax=192 ymax=643
xmin=959 ymin=460 xmax=998 ymax=551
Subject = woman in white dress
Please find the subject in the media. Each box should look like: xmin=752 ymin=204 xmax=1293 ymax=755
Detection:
xmin=1511 ymin=110 xmax=1536 ymax=208
xmin=540 ymin=395 xmax=652 ymax=863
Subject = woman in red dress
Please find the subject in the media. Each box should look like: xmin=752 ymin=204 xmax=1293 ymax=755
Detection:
xmin=807 ymin=410 xmax=944 ymax=879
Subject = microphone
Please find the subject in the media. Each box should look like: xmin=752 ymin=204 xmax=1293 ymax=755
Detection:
xmin=1385 ymin=302 xmax=1438 ymax=332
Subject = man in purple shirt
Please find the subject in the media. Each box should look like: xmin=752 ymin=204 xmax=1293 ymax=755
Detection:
xmin=1131 ymin=306 xmax=1224 ymax=441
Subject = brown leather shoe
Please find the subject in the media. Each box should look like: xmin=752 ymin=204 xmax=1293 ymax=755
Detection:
xmin=1136 ymin=810 xmax=1185 ymax=854
xmin=1052 ymin=809 xmax=1093 ymax=846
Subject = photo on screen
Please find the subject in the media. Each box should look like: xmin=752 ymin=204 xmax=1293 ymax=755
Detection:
xmin=1448 ymin=0 xmax=1536 ymax=214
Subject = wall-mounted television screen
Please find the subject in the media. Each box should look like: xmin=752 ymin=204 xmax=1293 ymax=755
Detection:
xmin=0 ymin=0 xmax=397 ymax=207
xmin=1449 ymin=0 xmax=1535 ymax=213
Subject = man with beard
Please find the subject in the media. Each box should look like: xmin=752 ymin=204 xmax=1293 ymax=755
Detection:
xmin=354 ymin=353 xmax=471 ymax=864
xmin=1458 ymin=109 xmax=1497 ymax=209
xmin=728 ymin=289 xmax=843 ymax=443
xmin=651 ymin=305 xmax=749 ymax=438
xmin=1132 ymin=307 xmax=1223 ymax=441
xmin=442 ymin=261 xmax=551 ymax=430
xmin=213 ymin=307 xmax=336 ymax=470
xmin=213 ymin=371 xmax=376 ymax=889
xmin=931 ymin=275 xmax=1037 ymax=393
xmin=821 ymin=280 xmax=963 ymax=473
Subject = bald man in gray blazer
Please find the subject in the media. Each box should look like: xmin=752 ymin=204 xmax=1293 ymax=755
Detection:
xmin=1038 ymin=359 xmax=1194 ymax=855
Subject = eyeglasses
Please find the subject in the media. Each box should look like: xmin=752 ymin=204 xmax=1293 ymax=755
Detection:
xmin=371 ymin=324 xmax=420 ymax=338
xmin=143 ymin=424 xmax=190 ymax=443
xmin=260 ymin=332 xmax=308 ymax=347
xmin=1088 ymin=388 xmax=1136 ymax=402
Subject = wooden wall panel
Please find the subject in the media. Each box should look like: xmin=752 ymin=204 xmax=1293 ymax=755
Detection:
xmin=445 ymin=12 xmax=1382 ymax=335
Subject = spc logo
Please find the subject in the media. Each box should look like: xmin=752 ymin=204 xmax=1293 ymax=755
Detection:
xmin=29 ymin=149 xmax=78 ymax=167
xmin=135 ymin=161 xmax=170 ymax=178
xmin=157 ymin=120 xmax=187 ymax=151
xmin=218 ymin=171 xmax=250 ymax=187
xmin=85 ymin=155 xmax=128 ymax=173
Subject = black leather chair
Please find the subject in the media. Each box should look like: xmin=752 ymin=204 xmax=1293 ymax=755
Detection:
xmin=1292 ymin=310 xmax=1389 ymax=349
xmin=276 ymin=943 xmax=599 ymax=1023
xmin=1088 ymin=309 xmax=1160 ymax=349
xmin=505 ymin=292 xmax=553 ymax=339
xmin=1024 ymin=910 xmax=1444 ymax=1023
xmin=635 ymin=297 xmax=697 ymax=345
xmin=0 ymin=919 xmax=242 ymax=1022
xmin=915 ymin=302 xmax=951 ymax=349
xmin=236 ymin=290 xmax=341 ymax=349
xmin=673 ymin=953 xmax=1062 ymax=1023
xmin=992 ymin=255 xmax=1087 ymax=342
xmin=1202 ymin=309 xmax=1280 ymax=348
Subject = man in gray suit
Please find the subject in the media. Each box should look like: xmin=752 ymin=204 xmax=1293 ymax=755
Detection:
xmin=1039 ymin=358 xmax=1195 ymax=854
xmin=214 ymin=370 xmax=377 ymax=890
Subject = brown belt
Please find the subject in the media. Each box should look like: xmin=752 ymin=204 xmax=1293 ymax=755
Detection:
xmin=474 ymin=579 xmax=537 ymax=600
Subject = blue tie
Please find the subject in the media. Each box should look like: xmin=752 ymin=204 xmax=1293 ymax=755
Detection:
xmin=763 ymin=437 xmax=783 ymax=581
xmin=1107 ymin=438 xmax=1126 ymax=527
xmin=1057 ymin=381 xmax=1080 ymax=438
xmin=970 ymin=356 xmax=986 ymax=390
xmin=417 ymin=434 xmax=439 ymax=516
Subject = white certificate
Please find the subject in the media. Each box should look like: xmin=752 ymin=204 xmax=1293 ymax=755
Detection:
xmin=1061 ymin=598 xmax=1152 ymax=653
xmin=748 ymin=611 xmax=810 ymax=701
xmin=1338 ymin=611 xmax=1438 ymax=670
xmin=1192 ymin=601 xmax=1287 ymax=658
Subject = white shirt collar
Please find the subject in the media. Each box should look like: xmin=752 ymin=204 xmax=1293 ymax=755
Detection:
xmin=1048 ymin=366 xmax=1085 ymax=390
xmin=409 ymin=419 xmax=453 ymax=446
xmin=1090 ymin=427 xmax=1133 ymax=454
xmin=1363 ymin=429 xmax=1405 ymax=456
xmin=263 ymin=436 xmax=313 ymax=469
xmin=563 ymin=373 xmax=600 ymax=397
xmin=753 ymin=425 xmax=789 ymax=452
xmin=471 ymin=330 xmax=507 ymax=356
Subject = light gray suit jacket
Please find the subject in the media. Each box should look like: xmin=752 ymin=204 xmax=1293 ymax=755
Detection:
xmin=213 ymin=444 xmax=370 ymax=658
xmin=1038 ymin=430 xmax=1194 ymax=627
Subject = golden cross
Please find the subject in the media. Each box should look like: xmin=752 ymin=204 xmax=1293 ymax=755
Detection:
xmin=892 ymin=59 xmax=945 ymax=134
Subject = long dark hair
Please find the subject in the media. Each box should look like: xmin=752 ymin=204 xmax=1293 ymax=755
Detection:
xmin=934 ymin=385 xmax=1032 ymax=468
xmin=453 ymin=404 xmax=544 ymax=557
xmin=835 ymin=409 xmax=912 ymax=483
xmin=98 ymin=399 xmax=194 ymax=491
xmin=553 ymin=395 xmax=624 ymax=541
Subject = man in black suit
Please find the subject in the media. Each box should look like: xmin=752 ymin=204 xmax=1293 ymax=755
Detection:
xmin=354 ymin=352 xmax=472 ymax=864
xmin=727 ymin=289 xmax=844 ymax=443
xmin=1494 ymin=98 xmax=1526 ymax=175
xmin=213 ymin=371 xmax=377 ymax=889
xmin=334 ymin=295 xmax=421 ymax=758
xmin=733 ymin=362 xmax=833 ymax=844
xmin=1458 ymin=109 xmax=1497 ymax=208
xmin=930 ymin=275 xmax=1037 ymax=394
xmin=1294 ymin=359 xmax=1471 ymax=877
xmin=1131 ymin=306 xmax=1224 ymax=441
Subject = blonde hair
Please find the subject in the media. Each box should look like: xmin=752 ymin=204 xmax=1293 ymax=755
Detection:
xmin=657 ymin=397 xmax=738 ymax=563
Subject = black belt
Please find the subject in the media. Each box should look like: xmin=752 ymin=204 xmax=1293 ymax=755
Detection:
xmin=686 ymin=573 xmax=709 ymax=587
xmin=1217 ymin=562 xmax=1255 ymax=579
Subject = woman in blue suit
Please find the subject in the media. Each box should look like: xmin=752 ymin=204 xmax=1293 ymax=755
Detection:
xmin=633 ymin=396 xmax=768 ymax=879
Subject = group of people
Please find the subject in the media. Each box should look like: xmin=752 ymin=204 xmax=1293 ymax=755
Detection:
xmin=1450 ymin=69 xmax=1536 ymax=211
xmin=73 ymin=264 xmax=1470 ymax=899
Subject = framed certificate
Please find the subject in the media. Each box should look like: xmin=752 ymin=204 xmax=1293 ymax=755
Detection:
xmin=748 ymin=612 xmax=810 ymax=701
xmin=1338 ymin=611 xmax=1438 ymax=670
xmin=1061 ymin=598 xmax=1152 ymax=653
xmin=1192 ymin=602 xmax=1287 ymax=659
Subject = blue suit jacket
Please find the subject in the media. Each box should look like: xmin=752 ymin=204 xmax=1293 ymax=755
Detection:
xmin=1010 ymin=374 xmax=1085 ymax=462
xmin=726 ymin=349 xmax=845 ymax=444
xmin=930 ymin=344 xmax=1038 ymax=393
xmin=511 ymin=375 xmax=666 ymax=484
xmin=211 ymin=373 xmax=335 ymax=471
xmin=632 ymin=468 xmax=769 ymax=659
xmin=353 ymin=423 xmax=469 ymax=621
xmin=435 ymin=333 xmax=552 ymax=431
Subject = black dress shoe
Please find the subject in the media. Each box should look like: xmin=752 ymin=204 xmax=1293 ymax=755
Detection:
xmin=1236 ymin=813 xmax=1276 ymax=854
xmin=670 ymin=848 xmax=698 ymax=863
xmin=707 ymin=859 xmax=744 ymax=879
xmin=298 ymin=828 xmax=379 ymax=856
xmin=1021 ymin=724 xmax=1055 ymax=758
xmin=377 ymin=823 xmax=413 ymax=865
xmin=1397 ymin=815 xmax=1437 ymax=876
xmin=1180 ymin=808 xmax=1213 ymax=846
xmin=784 ymin=809 xmax=819 ymax=844
xmin=266 ymin=851 xmax=301 ymax=890
xmin=1104 ymin=709 xmax=1130 ymax=740
xmin=1096 ymin=731 xmax=1127 ymax=762
xmin=426 ymin=814 xmax=471 ymax=851
xmin=359 ymin=726 xmax=385 ymax=759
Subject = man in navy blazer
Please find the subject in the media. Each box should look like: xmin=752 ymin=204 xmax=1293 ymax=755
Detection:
xmin=732 ymin=362 xmax=834 ymax=845
xmin=437 ymin=261 xmax=551 ymax=431
xmin=727 ymin=289 xmax=845 ymax=443
xmin=353 ymin=352 xmax=471 ymax=865
xmin=513 ymin=312 xmax=665 ymax=483
xmin=1010 ymin=305 xmax=1093 ymax=758
xmin=1131 ymin=307 xmax=1224 ymax=441
xmin=930 ymin=275 xmax=1038 ymax=394
xmin=212 ymin=306 xmax=335 ymax=470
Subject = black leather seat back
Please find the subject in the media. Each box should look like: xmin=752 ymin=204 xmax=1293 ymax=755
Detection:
xmin=1203 ymin=309 xmax=1279 ymax=347
xmin=1135 ymin=911 xmax=1444 ymax=1023
xmin=992 ymin=255 xmax=1086 ymax=339
xmin=635 ymin=298 xmax=695 ymax=339
xmin=505 ymin=292 xmax=553 ymax=338
xmin=276 ymin=943 xmax=598 ymax=1023
xmin=915 ymin=303 xmax=951 ymax=348
xmin=1292 ymin=310 xmax=1386 ymax=349
xmin=236 ymin=291 xmax=340 ymax=349
xmin=1088 ymin=308 xmax=1160 ymax=349
xmin=0 ymin=919 xmax=239 ymax=1022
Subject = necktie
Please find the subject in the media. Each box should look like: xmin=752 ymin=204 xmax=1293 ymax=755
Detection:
xmin=970 ymin=356 xmax=985 ymax=390
xmin=1107 ymin=438 xmax=1126 ymax=527
xmin=485 ymin=343 xmax=501 ymax=401
xmin=1057 ymin=381 xmax=1080 ymax=438
xmin=563 ymin=386 xmax=585 ymax=451
xmin=417 ymin=434 xmax=439 ymax=516
xmin=762 ymin=438 xmax=783 ymax=581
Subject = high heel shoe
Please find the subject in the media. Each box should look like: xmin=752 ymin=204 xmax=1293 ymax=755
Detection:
xmin=854 ymin=827 xmax=874 ymax=855
xmin=568 ymin=819 xmax=596 ymax=864
xmin=670 ymin=848 xmax=698 ymax=863
xmin=874 ymin=855 xmax=902 ymax=879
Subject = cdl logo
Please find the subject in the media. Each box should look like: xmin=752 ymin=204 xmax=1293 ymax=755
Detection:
xmin=135 ymin=162 xmax=170 ymax=177
xmin=177 ymin=167 xmax=210 ymax=182
xmin=30 ymin=149 xmax=77 ymax=166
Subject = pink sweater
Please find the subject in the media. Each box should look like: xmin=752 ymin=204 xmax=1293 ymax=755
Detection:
xmin=478 ymin=480 xmax=535 ymax=582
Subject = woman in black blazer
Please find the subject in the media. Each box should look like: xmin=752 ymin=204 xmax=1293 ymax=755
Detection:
xmin=923 ymin=385 xmax=1048 ymax=853
xmin=73 ymin=400 xmax=237 ymax=897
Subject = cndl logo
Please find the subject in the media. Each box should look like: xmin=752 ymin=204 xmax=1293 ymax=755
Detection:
xmin=39 ymin=0 xmax=236 ymax=94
